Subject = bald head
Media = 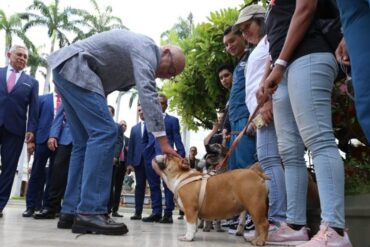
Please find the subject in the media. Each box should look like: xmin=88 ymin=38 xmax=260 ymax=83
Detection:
xmin=156 ymin=45 xmax=185 ymax=79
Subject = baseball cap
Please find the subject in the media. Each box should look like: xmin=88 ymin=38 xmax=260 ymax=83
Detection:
xmin=234 ymin=4 xmax=266 ymax=26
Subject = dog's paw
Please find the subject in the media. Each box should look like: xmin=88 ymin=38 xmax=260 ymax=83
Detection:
xmin=203 ymin=227 xmax=211 ymax=232
xmin=178 ymin=235 xmax=194 ymax=242
xmin=251 ymin=238 xmax=266 ymax=246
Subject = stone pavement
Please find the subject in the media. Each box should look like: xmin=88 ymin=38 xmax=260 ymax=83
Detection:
xmin=0 ymin=203 xmax=291 ymax=247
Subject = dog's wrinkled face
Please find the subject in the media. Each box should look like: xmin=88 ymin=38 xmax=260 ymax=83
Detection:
xmin=205 ymin=143 xmax=228 ymax=169
xmin=152 ymin=154 xmax=190 ymax=178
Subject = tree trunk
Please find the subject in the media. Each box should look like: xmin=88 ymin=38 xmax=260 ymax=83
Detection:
xmin=44 ymin=38 xmax=56 ymax=94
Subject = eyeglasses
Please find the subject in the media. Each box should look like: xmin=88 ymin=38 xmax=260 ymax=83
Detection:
xmin=168 ymin=51 xmax=177 ymax=79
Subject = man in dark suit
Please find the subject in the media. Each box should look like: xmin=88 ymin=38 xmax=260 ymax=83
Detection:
xmin=0 ymin=45 xmax=39 ymax=218
xmin=23 ymin=92 xmax=58 ymax=217
xmin=142 ymin=94 xmax=186 ymax=224
xmin=108 ymin=105 xmax=129 ymax=217
xmin=126 ymin=105 xmax=147 ymax=220
xmin=33 ymin=104 xmax=73 ymax=220
xmin=48 ymin=30 xmax=185 ymax=235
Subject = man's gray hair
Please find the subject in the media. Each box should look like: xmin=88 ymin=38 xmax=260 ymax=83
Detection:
xmin=8 ymin=45 xmax=28 ymax=53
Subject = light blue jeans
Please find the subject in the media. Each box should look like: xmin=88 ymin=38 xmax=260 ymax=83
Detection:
xmin=257 ymin=123 xmax=286 ymax=224
xmin=53 ymin=69 xmax=117 ymax=214
xmin=337 ymin=0 xmax=370 ymax=141
xmin=273 ymin=53 xmax=345 ymax=228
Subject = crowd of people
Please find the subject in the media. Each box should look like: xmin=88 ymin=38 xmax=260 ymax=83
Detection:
xmin=1 ymin=1 xmax=370 ymax=246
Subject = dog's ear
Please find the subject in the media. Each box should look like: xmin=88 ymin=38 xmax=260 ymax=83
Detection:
xmin=179 ymin=158 xmax=190 ymax=171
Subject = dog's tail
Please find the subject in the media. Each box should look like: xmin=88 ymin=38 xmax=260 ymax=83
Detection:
xmin=249 ymin=163 xmax=270 ymax=181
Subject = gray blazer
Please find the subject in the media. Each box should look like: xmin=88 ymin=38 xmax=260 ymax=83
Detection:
xmin=48 ymin=29 xmax=164 ymax=132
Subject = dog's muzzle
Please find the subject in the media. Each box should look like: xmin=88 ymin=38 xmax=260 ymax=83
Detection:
xmin=154 ymin=155 xmax=167 ymax=170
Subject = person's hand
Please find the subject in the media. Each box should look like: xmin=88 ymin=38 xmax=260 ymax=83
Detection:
xmin=264 ymin=64 xmax=285 ymax=96
xmin=47 ymin=137 xmax=58 ymax=151
xmin=27 ymin=142 xmax=35 ymax=155
xmin=246 ymin=122 xmax=256 ymax=136
xmin=25 ymin=132 xmax=34 ymax=143
xmin=222 ymin=128 xmax=230 ymax=142
xmin=212 ymin=121 xmax=220 ymax=132
xmin=259 ymin=100 xmax=274 ymax=126
xmin=335 ymin=38 xmax=350 ymax=66
xmin=113 ymin=157 xmax=119 ymax=166
xmin=127 ymin=165 xmax=135 ymax=174
xmin=156 ymin=136 xmax=181 ymax=158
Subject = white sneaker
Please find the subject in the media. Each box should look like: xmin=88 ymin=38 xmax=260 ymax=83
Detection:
xmin=263 ymin=222 xmax=310 ymax=245
xmin=297 ymin=224 xmax=352 ymax=247
xmin=244 ymin=224 xmax=279 ymax=241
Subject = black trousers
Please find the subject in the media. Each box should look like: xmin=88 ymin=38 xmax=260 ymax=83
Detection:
xmin=45 ymin=144 xmax=72 ymax=212
xmin=109 ymin=161 xmax=126 ymax=213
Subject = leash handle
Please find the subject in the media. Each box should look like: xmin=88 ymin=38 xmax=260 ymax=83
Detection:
xmin=216 ymin=94 xmax=270 ymax=170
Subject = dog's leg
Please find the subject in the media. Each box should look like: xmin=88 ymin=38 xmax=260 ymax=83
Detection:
xmin=248 ymin=201 xmax=268 ymax=246
xmin=215 ymin=220 xmax=224 ymax=232
xmin=179 ymin=210 xmax=198 ymax=241
xmin=197 ymin=219 xmax=204 ymax=229
xmin=235 ymin=211 xmax=246 ymax=236
xmin=203 ymin=220 xmax=212 ymax=232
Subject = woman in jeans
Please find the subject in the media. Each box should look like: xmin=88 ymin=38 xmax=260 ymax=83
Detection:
xmin=233 ymin=4 xmax=287 ymax=238
xmin=262 ymin=0 xmax=352 ymax=246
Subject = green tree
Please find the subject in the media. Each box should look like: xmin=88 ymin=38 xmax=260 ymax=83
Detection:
xmin=20 ymin=0 xmax=83 ymax=93
xmin=160 ymin=7 xmax=239 ymax=130
xmin=70 ymin=0 xmax=127 ymax=40
xmin=0 ymin=10 xmax=35 ymax=63
xmin=27 ymin=45 xmax=47 ymax=78
xmin=159 ymin=0 xmax=268 ymax=130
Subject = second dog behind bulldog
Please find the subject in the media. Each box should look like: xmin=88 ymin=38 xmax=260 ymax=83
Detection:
xmin=152 ymin=154 xmax=269 ymax=246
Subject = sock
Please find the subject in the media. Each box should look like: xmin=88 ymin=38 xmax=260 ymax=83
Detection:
xmin=332 ymin=227 xmax=344 ymax=237
xmin=287 ymin=223 xmax=304 ymax=231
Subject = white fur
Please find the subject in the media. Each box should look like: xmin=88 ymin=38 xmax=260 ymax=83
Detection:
xmin=178 ymin=221 xmax=196 ymax=241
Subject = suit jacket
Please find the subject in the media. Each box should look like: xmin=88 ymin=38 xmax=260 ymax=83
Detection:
xmin=47 ymin=29 xmax=164 ymax=133
xmin=114 ymin=122 xmax=124 ymax=159
xmin=144 ymin=114 xmax=186 ymax=159
xmin=0 ymin=66 xmax=39 ymax=137
xmin=35 ymin=93 xmax=54 ymax=144
xmin=127 ymin=122 xmax=146 ymax=167
xmin=49 ymin=104 xmax=72 ymax=145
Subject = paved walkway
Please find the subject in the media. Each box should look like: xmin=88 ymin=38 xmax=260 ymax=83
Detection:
xmin=0 ymin=203 xmax=291 ymax=247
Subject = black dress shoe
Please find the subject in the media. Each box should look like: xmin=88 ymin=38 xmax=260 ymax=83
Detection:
xmin=142 ymin=214 xmax=161 ymax=222
xmin=159 ymin=215 xmax=173 ymax=224
xmin=112 ymin=211 xmax=123 ymax=217
xmin=72 ymin=214 xmax=128 ymax=235
xmin=22 ymin=209 xmax=35 ymax=217
xmin=130 ymin=214 xmax=142 ymax=220
xmin=177 ymin=215 xmax=184 ymax=220
xmin=34 ymin=209 xmax=56 ymax=219
xmin=57 ymin=213 xmax=75 ymax=229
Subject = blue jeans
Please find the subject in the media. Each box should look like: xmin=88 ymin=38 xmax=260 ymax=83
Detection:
xmin=53 ymin=69 xmax=117 ymax=214
xmin=273 ymin=53 xmax=345 ymax=228
xmin=229 ymin=117 xmax=257 ymax=170
xmin=336 ymin=0 xmax=370 ymax=141
xmin=257 ymin=123 xmax=286 ymax=223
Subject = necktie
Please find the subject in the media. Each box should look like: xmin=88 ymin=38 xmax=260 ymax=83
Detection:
xmin=7 ymin=70 xmax=16 ymax=93
xmin=141 ymin=122 xmax=144 ymax=137
xmin=56 ymin=94 xmax=61 ymax=112
xmin=120 ymin=139 xmax=125 ymax=161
